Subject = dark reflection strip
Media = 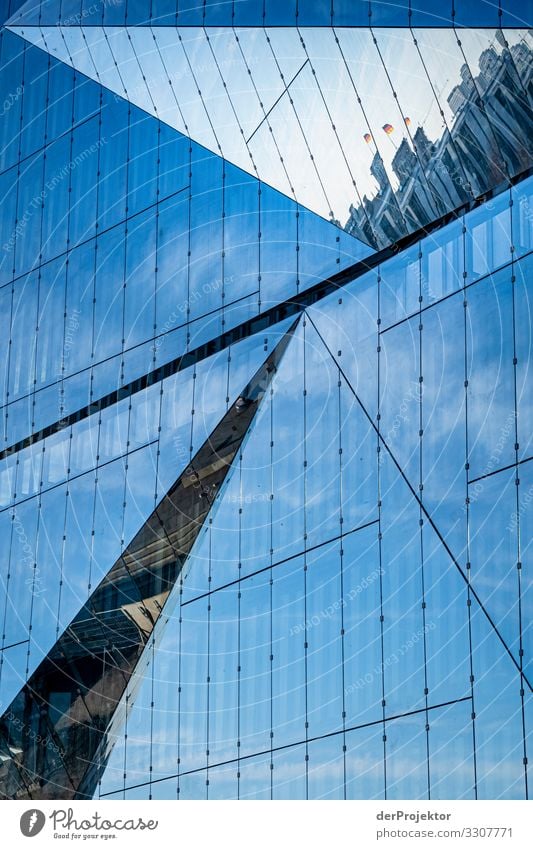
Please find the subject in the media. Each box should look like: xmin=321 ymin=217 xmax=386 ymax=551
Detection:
xmin=1 ymin=166 xmax=529 ymax=465
xmin=99 ymin=696 xmax=473 ymax=798
xmin=0 ymin=321 xmax=297 ymax=801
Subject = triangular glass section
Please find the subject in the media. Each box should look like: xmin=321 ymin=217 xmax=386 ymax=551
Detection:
xmin=0 ymin=323 xmax=296 ymax=800
xmin=95 ymin=313 xmax=529 ymax=800
xmin=8 ymin=24 xmax=533 ymax=246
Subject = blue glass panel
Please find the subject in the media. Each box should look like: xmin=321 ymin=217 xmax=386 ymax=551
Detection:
xmin=93 ymin=224 xmax=125 ymax=362
xmin=513 ymin=175 xmax=533 ymax=260
xmin=519 ymin=459 xmax=533 ymax=680
xmin=515 ymin=252 xmax=533 ymax=461
xmin=0 ymin=30 xmax=24 ymax=173
xmin=46 ymin=52 xmax=75 ymax=143
xmin=69 ymin=116 xmax=100 ymax=246
xmin=380 ymin=244 xmax=420 ymax=330
xmin=386 ymin=711 xmax=428 ymax=799
xmin=57 ymin=468 xmax=96 ymax=632
xmin=41 ymin=134 xmax=70 ymax=263
xmin=20 ymin=44 xmax=48 ymax=160
xmin=469 ymin=469 xmax=520 ymax=665
xmin=332 ymin=0 xmax=372 ymax=26
xmin=307 ymin=735 xmax=344 ymax=799
xmin=158 ymin=122 xmax=189 ymax=201
xmin=189 ymin=150 xmax=223 ymax=322
xmin=380 ymin=450 xmax=426 ymax=715
xmin=422 ymin=292 xmax=466 ymax=555
xmin=259 ymin=187 xmax=297 ymax=308
xmin=380 ymin=315 xmax=420 ymax=487
xmin=454 ymin=0 xmax=499 ymax=26
xmin=238 ymin=751 xmax=271 ymax=800
xmin=0 ymin=284 xmax=12 ymax=411
xmin=3 ymin=494 xmax=39 ymax=648
xmin=423 ymin=525 xmax=471 ymax=708
xmin=178 ymin=771 xmax=207 ymax=800
xmin=98 ymin=89 xmax=129 ymax=231
xmin=207 ymin=585 xmax=239 ymax=764
xmin=36 ymin=258 xmax=66 ymax=391
xmin=124 ymin=210 xmax=157 ymax=350
xmin=410 ymin=0 xmax=453 ymax=26
xmin=207 ymin=761 xmax=238 ymax=800
xmin=239 ymin=571 xmax=271 ymax=757
xmin=27 ymin=484 xmax=67 ymax=672
xmin=304 ymin=320 xmax=341 ymax=549
xmin=0 ymin=165 xmax=17 ymax=284
xmin=271 ymin=556 xmax=305 ymax=748
xmin=343 ymin=526 xmax=382 ymax=728
xmin=467 ymin=269 xmax=515 ymax=480
xmin=421 ymin=216 xmax=464 ymax=306
xmin=470 ymin=597 xmax=526 ymax=799
xmin=9 ymin=271 xmax=38 ymax=402
xmin=178 ymin=596 xmax=208 ymax=772
xmin=92 ymin=456 xmax=127 ymax=583
xmin=222 ymin=164 xmax=259 ymax=304
xmin=306 ymin=542 xmax=344 ymax=738
xmin=271 ymin=324 xmax=304 ymax=561
xmin=15 ymin=154 xmax=43 ymax=277
xmin=345 ymin=722 xmax=385 ymax=799
xmin=155 ymin=194 xmax=189 ymax=352
xmin=0 ymin=643 xmax=28 ymax=714
xmin=272 ymin=743 xmax=306 ymax=799
xmin=370 ymin=0 xmax=410 ymax=25
xmin=428 ymin=699 xmax=476 ymax=799
xmin=122 ymin=445 xmax=158 ymax=545
xmin=128 ymin=110 xmax=159 ymax=217
xmin=466 ymin=190 xmax=512 ymax=282
xmin=64 ymin=240 xmax=95 ymax=375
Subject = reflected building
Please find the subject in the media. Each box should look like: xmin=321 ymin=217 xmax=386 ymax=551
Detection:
xmin=0 ymin=0 xmax=532 ymax=802
xmin=346 ymin=36 xmax=533 ymax=248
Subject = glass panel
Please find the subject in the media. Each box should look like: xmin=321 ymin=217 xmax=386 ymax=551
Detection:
xmin=343 ymin=526 xmax=382 ymax=728
xmin=306 ymin=542 xmax=343 ymax=739
xmin=386 ymin=711 xmax=428 ymax=799
xmin=422 ymin=292 xmax=466 ymax=555
xmin=345 ymin=722 xmax=385 ymax=799
xmin=470 ymin=596 xmax=527 ymax=799
xmin=380 ymin=451 xmax=426 ymax=716
xmin=466 ymin=190 xmax=512 ymax=282
xmin=428 ymin=699 xmax=476 ymax=799
xmin=515 ymin=252 xmax=533 ymax=461
xmin=207 ymin=585 xmax=239 ymax=765
xmin=467 ymin=269 xmax=515 ymax=480
xmin=469 ymin=469 xmax=521 ymax=665
xmin=271 ymin=556 xmax=305 ymax=748
xmin=239 ymin=571 xmax=271 ymax=757
xmin=178 ymin=595 xmax=208 ymax=773
xmin=272 ymin=743 xmax=306 ymax=799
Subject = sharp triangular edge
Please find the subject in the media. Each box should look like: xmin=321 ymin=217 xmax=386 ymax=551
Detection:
xmin=0 ymin=319 xmax=298 ymax=801
xmin=305 ymin=308 xmax=532 ymax=695
xmin=5 ymin=24 xmax=367 ymax=238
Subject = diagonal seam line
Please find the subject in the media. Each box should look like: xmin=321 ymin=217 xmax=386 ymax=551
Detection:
xmin=305 ymin=309 xmax=533 ymax=694
xmin=98 ymin=696 xmax=472 ymax=796
xmin=245 ymin=58 xmax=309 ymax=144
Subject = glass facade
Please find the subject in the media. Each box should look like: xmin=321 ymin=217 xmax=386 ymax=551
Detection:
xmin=0 ymin=0 xmax=531 ymax=801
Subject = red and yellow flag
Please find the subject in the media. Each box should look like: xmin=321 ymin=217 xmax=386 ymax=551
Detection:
xmin=363 ymin=132 xmax=372 ymax=144
xmin=382 ymin=123 xmax=394 ymax=135
xmin=404 ymin=116 xmax=411 ymax=127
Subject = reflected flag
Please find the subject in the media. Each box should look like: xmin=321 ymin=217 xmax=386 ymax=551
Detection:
xmin=363 ymin=132 xmax=373 ymax=144
xmin=404 ymin=116 xmax=411 ymax=127
xmin=382 ymin=123 xmax=394 ymax=135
